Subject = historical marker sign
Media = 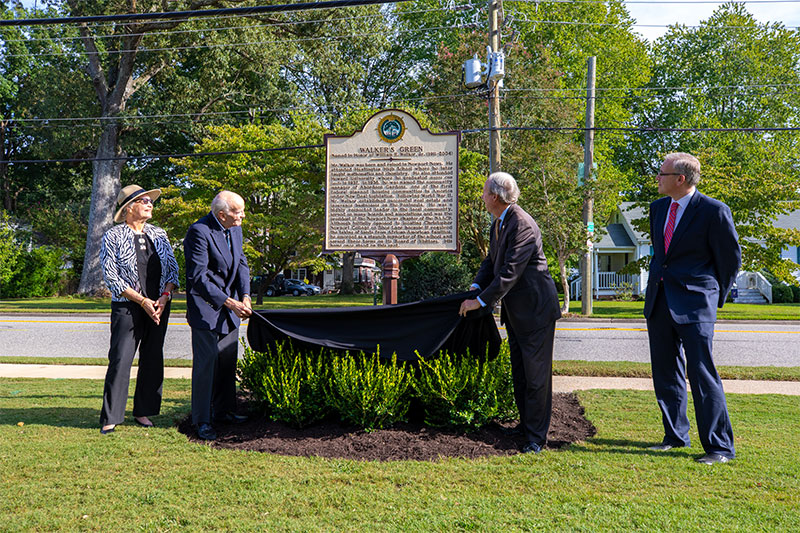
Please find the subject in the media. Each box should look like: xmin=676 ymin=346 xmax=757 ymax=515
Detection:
xmin=324 ymin=110 xmax=460 ymax=253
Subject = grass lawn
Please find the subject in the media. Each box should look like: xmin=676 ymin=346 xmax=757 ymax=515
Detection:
xmin=561 ymin=299 xmax=800 ymax=320
xmin=1 ymin=378 xmax=798 ymax=530
xmin=0 ymin=293 xmax=377 ymax=314
xmin=1 ymin=295 xmax=798 ymax=320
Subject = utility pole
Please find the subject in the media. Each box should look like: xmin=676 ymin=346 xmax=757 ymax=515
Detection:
xmin=581 ymin=56 xmax=596 ymax=315
xmin=488 ymin=0 xmax=502 ymax=172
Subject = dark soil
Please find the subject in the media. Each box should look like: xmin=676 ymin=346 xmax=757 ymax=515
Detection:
xmin=178 ymin=392 xmax=596 ymax=461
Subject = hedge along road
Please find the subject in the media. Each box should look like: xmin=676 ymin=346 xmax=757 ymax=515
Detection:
xmin=2 ymin=314 xmax=800 ymax=367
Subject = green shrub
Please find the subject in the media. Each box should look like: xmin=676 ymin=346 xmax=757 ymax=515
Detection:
xmin=772 ymin=284 xmax=793 ymax=304
xmin=239 ymin=343 xmax=328 ymax=428
xmin=399 ymin=252 xmax=472 ymax=302
xmin=2 ymin=246 xmax=66 ymax=298
xmin=239 ymin=344 xmax=271 ymax=403
xmin=326 ymin=351 xmax=411 ymax=429
xmin=412 ymin=348 xmax=516 ymax=429
xmin=791 ymin=284 xmax=800 ymax=303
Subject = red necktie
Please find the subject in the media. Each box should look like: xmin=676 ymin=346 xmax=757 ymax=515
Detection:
xmin=664 ymin=202 xmax=679 ymax=253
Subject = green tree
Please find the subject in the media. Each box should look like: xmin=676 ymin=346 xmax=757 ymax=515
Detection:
xmin=424 ymin=32 xmax=624 ymax=300
xmin=0 ymin=209 xmax=19 ymax=288
xmin=22 ymin=1 xmax=306 ymax=294
xmin=508 ymin=0 xmax=652 ymax=167
xmin=620 ymin=3 xmax=800 ymax=281
xmin=156 ymin=116 xmax=329 ymax=304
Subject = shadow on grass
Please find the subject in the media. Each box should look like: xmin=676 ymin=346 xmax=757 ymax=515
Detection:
xmin=570 ymin=437 xmax=695 ymax=457
xmin=0 ymin=397 xmax=191 ymax=428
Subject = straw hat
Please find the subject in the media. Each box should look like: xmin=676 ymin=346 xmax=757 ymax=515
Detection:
xmin=113 ymin=184 xmax=161 ymax=223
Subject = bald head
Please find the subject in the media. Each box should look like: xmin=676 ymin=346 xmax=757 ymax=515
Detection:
xmin=212 ymin=190 xmax=246 ymax=228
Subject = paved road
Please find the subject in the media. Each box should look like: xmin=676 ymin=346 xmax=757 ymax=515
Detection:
xmin=0 ymin=314 xmax=207 ymax=360
xmin=1 ymin=314 xmax=799 ymax=367
xmin=549 ymin=320 xmax=800 ymax=367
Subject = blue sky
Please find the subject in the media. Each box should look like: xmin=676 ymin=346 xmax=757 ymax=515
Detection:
xmin=624 ymin=0 xmax=800 ymax=41
xmin=17 ymin=0 xmax=800 ymax=43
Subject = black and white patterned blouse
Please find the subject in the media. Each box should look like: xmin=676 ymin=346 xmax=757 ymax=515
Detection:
xmin=100 ymin=223 xmax=180 ymax=302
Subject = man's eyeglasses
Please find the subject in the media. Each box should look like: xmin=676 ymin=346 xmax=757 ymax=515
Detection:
xmin=134 ymin=197 xmax=153 ymax=205
xmin=657 ymin=173 xmax=682 ymax=178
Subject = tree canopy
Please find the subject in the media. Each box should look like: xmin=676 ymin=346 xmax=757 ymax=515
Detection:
xmin=1 ymin=0 xmax=798 ymax=298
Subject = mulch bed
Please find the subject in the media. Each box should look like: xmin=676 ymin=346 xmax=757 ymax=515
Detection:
xmin=178 ymin=392 xmax=596 ymax=461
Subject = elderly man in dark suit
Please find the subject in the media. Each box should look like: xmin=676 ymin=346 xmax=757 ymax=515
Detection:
xmin=459 ymin=172 xmax=562 ymax=454
xmin=645 ymin=152 xmax=741 ymax=465
xmin=184 ymin=191 xmax=252 ymax=441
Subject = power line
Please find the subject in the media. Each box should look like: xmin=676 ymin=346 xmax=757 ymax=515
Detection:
xmin=506 ymin=0 xmax=800 ymax=4
xmin=9 ymin=93 xmax=484 ymax=125
xmin=7 ymin=125 xmax=799 ymax=165
xmin=9 ymin=85 xmax=800 ymax=127
xmin=4 ymin=144 xmax=326 ymax=165
xmin=5 ymin=23 xmax=477 ymax=59
xmin=506 ymin=16 xmax=799 ymax=30
xmin=0 ymin=0 xmax=408 ymax=27
xmin=1 ymin=3 xmax=479 ymax=44
xmin=505 ymin=83 xmax=800 ymax=93
xmin=463 ymin=125 xmax=800 ymax=132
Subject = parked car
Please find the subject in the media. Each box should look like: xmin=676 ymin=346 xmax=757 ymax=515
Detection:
xmin=283 ymin=279 xmax=321 ymax=296
xmin=253 ymin=276 xmax=321 ymax=297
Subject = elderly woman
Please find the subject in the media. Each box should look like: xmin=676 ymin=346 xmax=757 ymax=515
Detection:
xmin=98 ymin=184 xmax=179 ymax=434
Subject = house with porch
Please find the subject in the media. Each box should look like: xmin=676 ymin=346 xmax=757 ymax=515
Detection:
xmin=571 ymin=203 xmax=800 ymax=302
xmin=776 ymin=209 xmax=800 ymax=284
xmin=570 ymin=202 xmax=650 ymax=300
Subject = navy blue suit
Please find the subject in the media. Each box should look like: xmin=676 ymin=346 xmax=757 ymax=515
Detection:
xmin=644 ymin=192 xmax=740 ymax=457
xmin=185 ymin=212 xmax=250 ymax=425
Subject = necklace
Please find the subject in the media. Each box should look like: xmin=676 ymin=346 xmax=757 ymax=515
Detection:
xmin=134 ymin=232 xmax=146 ymax=251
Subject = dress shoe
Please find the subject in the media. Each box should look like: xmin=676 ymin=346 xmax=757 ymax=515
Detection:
xmin=695 ymin=453 xmax=731 ymax=465
xmin=213 ymin=412 xmax=248 ymax=424
xmin=648 ymin=443 xmax=676 ymax=452
xmin=499 ymin=424 xmax=522 ymax=436
xmin=196 ymin=423 xmax=217 ymax=441
xmin=521 ymin=442 xmax=543 ymax=454
xmin=135 ymin=417 xmax=154 ymax=428
xmin=100 ymin=425 xmax=115 ymax=435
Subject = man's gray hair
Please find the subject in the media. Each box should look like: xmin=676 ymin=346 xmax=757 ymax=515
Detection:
xmin=211 ymin=191 xmax=244 ymax=215
xmin=487 ymin=171 xmax=520 ymax=204
xmin=210 ymin=194 xmax=230 ymax=216
xmin=664 ymin=152 xmax=702 ymax=187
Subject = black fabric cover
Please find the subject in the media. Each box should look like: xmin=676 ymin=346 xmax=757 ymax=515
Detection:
xmin=246 ymin=291 xmax=501 ymax=361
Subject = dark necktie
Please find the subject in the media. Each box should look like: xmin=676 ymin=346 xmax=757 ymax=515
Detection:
xmin=224 ymin=229 xmax=232 ymax=253
xmin=664 ymin=202 xmax=679 ymax=253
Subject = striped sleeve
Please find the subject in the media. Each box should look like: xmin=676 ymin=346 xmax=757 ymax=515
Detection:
xmin=100 ymin=227 xmax=130 ymax=299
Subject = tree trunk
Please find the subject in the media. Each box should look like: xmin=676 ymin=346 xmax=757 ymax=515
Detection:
xmin=77 ymin=123 xmax=123 ymax=295
xmin=255 ymin=277 xmax=265 ymax=306
xmin=558 ymin=255 xmax=570 ymax=314
xmin=0 ymin=120 xmax=12 ymax=212
xmin=340 ymin=252 xmax=355 ymax=294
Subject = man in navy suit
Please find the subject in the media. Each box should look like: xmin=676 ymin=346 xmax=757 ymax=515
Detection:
xmin=644 ymin=153 xmax=741 ymax=465
xmin=184 ymin=191 xmax=252 ymax=441
xmin=460 ymin=172 xmax=562 ymax=454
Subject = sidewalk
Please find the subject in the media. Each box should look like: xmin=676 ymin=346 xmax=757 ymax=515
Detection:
xmin=1 ymin=363 xmax=799 ymax=395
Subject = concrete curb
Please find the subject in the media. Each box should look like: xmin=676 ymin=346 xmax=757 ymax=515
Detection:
xmin=552 ymin=376 xmax=800 ymax=396
xmin=0 ymin=363 xmax=191 ymax=380
xmin=2 ymin=363 xmax=798 ymax=395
